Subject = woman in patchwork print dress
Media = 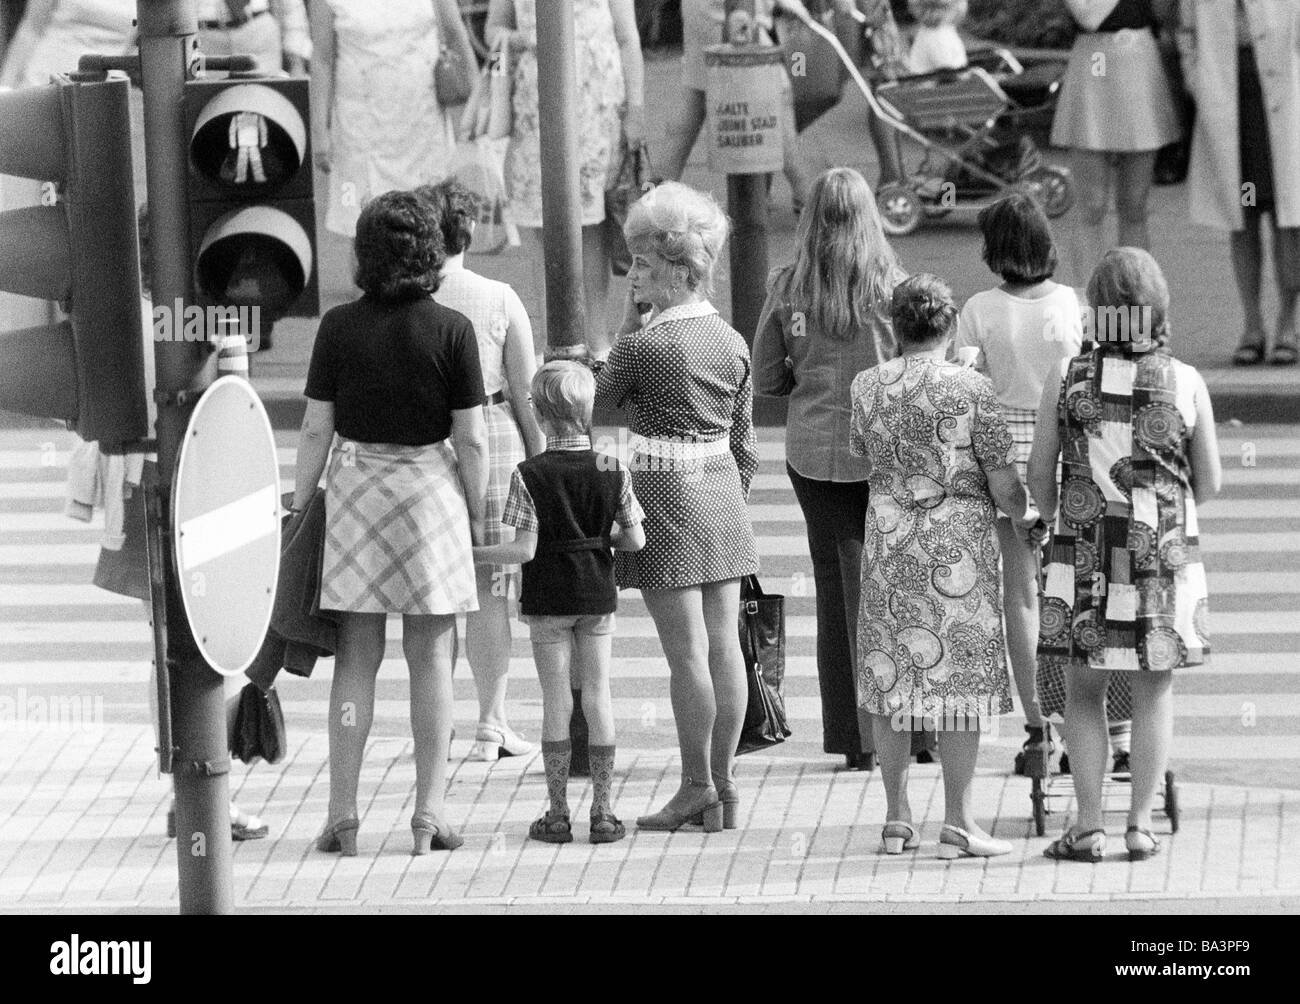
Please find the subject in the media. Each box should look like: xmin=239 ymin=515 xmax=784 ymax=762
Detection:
xmin=1030 ymin=248 xmax=1221 ymax=864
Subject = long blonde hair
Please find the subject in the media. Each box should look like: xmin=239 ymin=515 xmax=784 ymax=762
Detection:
xmin=786 ymin=167 xmax=902 ymax=342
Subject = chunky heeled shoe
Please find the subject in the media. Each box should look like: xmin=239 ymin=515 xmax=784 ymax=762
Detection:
xmin=938 ymin=824 xmax=1012 ymax=860
xmin=1043 ymin=827 xmax=1105 ymax=862
xmin=411 ymin=812 xmax=464 ymax=854
xmin=881 ymin=820 xmax=920 ymax=855
xmin=636 ymin=778 xmax=722 ymax=833
xmin=589 ymin=812 xmax=626 ymax=844
xmin=1125 ymin=826 xmax=1161 ymax=862
xmin=691 ymin=774 xmax=740 ymax=829
xmin=316 ymin=818 xmax=359 ymax=856
xmin=466 ymin=724 xmax=534 ymax=762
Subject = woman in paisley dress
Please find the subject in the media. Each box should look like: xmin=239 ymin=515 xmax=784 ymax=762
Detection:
xmin=485 ymin=0 xmax=645 ymax=356
xmin=1030 ymin=248 xmax=1221 ymax=863
xmin=850 ymin=275 xmax=1044 ymax=860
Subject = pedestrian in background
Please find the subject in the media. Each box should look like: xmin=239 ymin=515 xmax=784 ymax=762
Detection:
xmin=194 ymin=0 xmax=312 ymax=76
xmin=954 ymin=192 xmax=1083 ymax=775
xmin=753 ymin=166 xmax=903 ymax=772
xmin=595 ymin=182 xmax=758 ymax=834
xmin=294 ymin=191 xmax=489 ymax=856
xmin=485 ymin=0 xmax=645 ymax=357
xmin=474 ymin=362 xmax=646 ymax=846
xmin=1032 ymin=248 xmax=1221 ymax=863
xmin=310 ymin=0 xmax=476 ymax=238
xmin=420 ymin=179 xmax=546 ymax=763
xmin=657 ymin=0 xmax=811 ymax=212
xmin=1178 ymin=0 xmax=1300 ymax=367
xmin=850 ymin=274 xmax=1042 ymax=860
xmin=1050 ymin=0 xmax=1182 ymax=284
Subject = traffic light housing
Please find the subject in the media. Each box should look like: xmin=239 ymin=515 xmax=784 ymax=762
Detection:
xmin=184 ymin=77 xmax=317 ymax=331
xmin=0 ymin=75 xmax=147 ymax=446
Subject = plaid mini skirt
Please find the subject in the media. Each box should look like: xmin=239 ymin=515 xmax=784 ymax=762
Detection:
xmin=321 ymin=438 xmax=479 ymax=615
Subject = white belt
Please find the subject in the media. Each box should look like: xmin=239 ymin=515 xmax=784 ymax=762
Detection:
xmin=628 ymin=434 xmax=730 ymax=461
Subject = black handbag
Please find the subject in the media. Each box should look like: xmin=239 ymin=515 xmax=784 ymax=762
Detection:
xmin=230 ymin=681 xmax=287 ymax=765
xmin=604 ymin=140 xmax=654 ymax=277
xmin=736 ymin=574 xmax=791 ymax=755
xmin=434 ymin=44 xmax=474 ymax=108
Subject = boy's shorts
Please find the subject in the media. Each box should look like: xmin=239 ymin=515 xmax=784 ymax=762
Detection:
xmin=525 ymin=613 xmax=616 ymax=645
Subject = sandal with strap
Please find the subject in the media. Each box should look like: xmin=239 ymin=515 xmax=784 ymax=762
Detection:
xmin=1233 ymin=332 xmax=1267 ymax=366
xmin=1125 ymin=825 xmax=1161 ymax=862
xmin=528 ymin=810 xmax=573 ymax=844
xmin=1043 ymin=827 xmax=1105 ymax=862
xmin=589 ymin=812 xmax=626 ymax=844
xmin=880 ymin=820 xmax=920 ymax=855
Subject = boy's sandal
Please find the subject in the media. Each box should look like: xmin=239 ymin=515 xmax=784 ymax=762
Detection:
xmin=1043 ymin=827 xmax=1106 ymax=862
xmin=1125 ymin=825 xmax=1161 ymax=862
xmin=589 ymin=812 xmax=626 ymax=844
xmin=528 ymin=811 xmax=573 ymax=844
xmin=1233 ymin=338 xmax=1266 ymax=366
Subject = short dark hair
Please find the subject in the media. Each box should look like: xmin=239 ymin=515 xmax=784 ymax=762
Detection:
xmin=415 ymin=179 xmax=484 ymax=256
xmin=977 ymin=191 xmax=1057 ymax=284
xmin=353 ymin=190 xmax=444 ymax=302
xmin=891 ymin=273 xmax=958 ymax=347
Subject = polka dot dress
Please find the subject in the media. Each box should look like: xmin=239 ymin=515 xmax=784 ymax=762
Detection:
xmin=594 ymin=302 xmax=760 ymax=590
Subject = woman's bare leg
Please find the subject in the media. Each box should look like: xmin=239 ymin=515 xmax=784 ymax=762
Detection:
xmin=658 ymin=88 xmax=707 ymax=181
xmin=465 ymin=571 xmax=513 ymax=733
xmin=701 ymin=578 xmax=746 ymax=785
xmin=642 ymin=585 xmax=713 ymax=782
xmin=997 ymin=517 xmax=1044 ymax=728
xmin=1127 ymin=669 xmax=1174 ymax=833
xmin=328 ymin=612 xmax=386 ymax=824
xmin=1067 ymin=149 xmax=1112 ymax=286
xmin=1062 ymin=665 xmax=1110 ymax=834
xmin=1113 ymin=150 xmax=1158 ymax=250
xmin=402 ymin=613 xmax=457 ymax=821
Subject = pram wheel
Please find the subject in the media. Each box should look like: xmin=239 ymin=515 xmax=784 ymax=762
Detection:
xmin=1164 ymin=770 xmax=1179 ymax=833
xmin=1022 ymin=166 xmax=1074 ymax=219
xmin=876 ymin=183 xmax=922 ymax=236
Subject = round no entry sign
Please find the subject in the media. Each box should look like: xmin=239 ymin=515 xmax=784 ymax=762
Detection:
xmin=173 ymin=376 xmax=281 ymax=676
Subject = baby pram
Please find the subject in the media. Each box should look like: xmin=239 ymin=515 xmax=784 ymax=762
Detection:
xmin=792 ymin=11 xmax=1075 ymax=236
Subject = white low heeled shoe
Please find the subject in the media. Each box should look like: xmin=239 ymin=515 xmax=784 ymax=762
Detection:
xmin=937 ymin=824 xmax=1012 ymax=860
xmin=466 ymin=724 xmax=534 ymax=761
xmin=880 ymin=820 xmax=921 ymax=855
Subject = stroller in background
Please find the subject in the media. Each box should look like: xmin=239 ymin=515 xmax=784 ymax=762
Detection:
xmin=793 ymin=10 xmax=1075 ymax=236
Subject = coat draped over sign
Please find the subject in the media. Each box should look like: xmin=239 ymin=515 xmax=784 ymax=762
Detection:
xmin=1178 ymin=0 xmax=1300 ymax=229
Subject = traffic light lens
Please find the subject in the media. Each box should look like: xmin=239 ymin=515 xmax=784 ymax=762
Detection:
xmin=189 ymin=84 xmax=307 ymax=192
xmin=195 ymin=206 xmax=313 ymax=320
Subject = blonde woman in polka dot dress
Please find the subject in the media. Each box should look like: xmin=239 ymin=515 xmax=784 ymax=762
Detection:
xmin=595 ymin=182 xmax=759 ymax=833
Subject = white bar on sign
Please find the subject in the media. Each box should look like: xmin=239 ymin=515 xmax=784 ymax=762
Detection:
xmin=178 ymin=484 xmax=278 ymax=572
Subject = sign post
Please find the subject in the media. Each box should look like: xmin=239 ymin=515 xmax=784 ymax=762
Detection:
xmin=707 ymin=0 xmax=782 ymax=345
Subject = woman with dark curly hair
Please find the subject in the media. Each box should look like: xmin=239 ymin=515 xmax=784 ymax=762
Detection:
xmin=1030 ymin=248 xmax=1221 ymax=863
xmin=418 ymin=179 xmax=545 ymax=763
xmin=292 ymin=190 xmax=489 ymax=856
xmin=849 ymin=274 xmax=1042 ymax=860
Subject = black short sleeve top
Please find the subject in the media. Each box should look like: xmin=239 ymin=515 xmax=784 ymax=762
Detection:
xmin=304 ymin=294 xmax=485 ymax=445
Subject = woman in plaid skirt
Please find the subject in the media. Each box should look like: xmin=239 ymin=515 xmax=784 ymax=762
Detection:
xmin=421 ymin=180 xmax=546 ymax=763
xmin=954 ymin=193 xmax=1082 ymax=773
xmin=293 ymin=191 xmax=490 ymax=856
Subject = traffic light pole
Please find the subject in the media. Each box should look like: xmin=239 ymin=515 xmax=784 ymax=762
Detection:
xmin=137 ymin=0 xmax=233 ymax=915
xmin=535 ymin=0 xmax=587 ymax=358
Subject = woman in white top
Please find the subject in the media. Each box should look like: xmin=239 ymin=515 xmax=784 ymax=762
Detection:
xmin=955 ymin=193 xmax=1082 ymax=772
xmin=421 ymin=180 xmax=546 ymax=762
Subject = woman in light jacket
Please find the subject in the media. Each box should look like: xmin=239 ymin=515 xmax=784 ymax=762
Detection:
xmin=1178 ymin=0 xmax=1300 ymax=366
xmin=753 ymin=166 xmax=903 ymax=771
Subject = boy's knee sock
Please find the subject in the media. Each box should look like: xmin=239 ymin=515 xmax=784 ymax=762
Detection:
xmin=569 ymin=690 xmax=590 ymax=773
xmin=541 ymin=739 xmax=572 ymax=816
xmin=589 ymin=744 xmax=616 ymax=817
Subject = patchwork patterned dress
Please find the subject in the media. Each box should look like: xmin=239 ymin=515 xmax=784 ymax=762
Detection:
xmin=849 ymin=356 xmax=1017 ymax=723
xmin=1037 ymin=348 xmax=1210 ymax=718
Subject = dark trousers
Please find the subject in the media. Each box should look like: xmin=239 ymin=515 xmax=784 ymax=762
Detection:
xmin=787 ymin=464 xmax=874 ymax=756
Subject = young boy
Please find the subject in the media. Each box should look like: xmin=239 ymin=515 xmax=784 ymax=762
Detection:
xmin=473 ymin=362 xmax=645 ymax=844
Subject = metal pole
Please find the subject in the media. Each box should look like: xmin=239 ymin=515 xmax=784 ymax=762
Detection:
xmin=534 ymin=0 xmax=586 ymax=358
xmin=137 ymin=0 xmax=233 ymax=915
xmin=724 ymin=0 xmax=770 ymax=346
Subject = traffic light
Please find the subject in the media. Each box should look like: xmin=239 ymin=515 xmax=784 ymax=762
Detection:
xmin=184 ymin=77 xmax=317 ymax=337
xmin=0 ymin=75 xmax=147 ymax=446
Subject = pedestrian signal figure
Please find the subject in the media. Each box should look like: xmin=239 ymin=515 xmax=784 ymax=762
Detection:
xmin=226 ymin=111 xmax=268 ymax=185
xmin=473 ymin=362 xmax=646 ymax=846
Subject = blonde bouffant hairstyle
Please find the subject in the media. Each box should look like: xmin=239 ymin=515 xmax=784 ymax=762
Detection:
xmin=623 ymin=182 xmax=730 ymax=297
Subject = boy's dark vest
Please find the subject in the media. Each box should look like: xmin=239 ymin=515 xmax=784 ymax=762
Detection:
xmin=518 ymin=450 xmax=623 ymax=616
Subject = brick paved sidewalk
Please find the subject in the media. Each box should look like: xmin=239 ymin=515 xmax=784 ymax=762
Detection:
xmin=1 ymin=723 xmax=1296 ymax=912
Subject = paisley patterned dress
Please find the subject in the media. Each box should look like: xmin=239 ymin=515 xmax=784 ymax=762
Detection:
xmin=502 ymin=0 xmax=625 ymax=227
xmin=1037 ymin=347 xmax=1210 ymax=705
xmin=849 ymin=356 xmax=1017 ymax=723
